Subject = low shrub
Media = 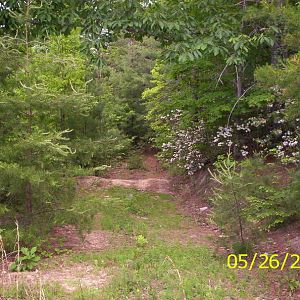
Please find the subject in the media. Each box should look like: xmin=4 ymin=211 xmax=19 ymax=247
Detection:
xmin=10 ymin=247 xmax=40 ymax=272
xmin=209 ymin=154 xmax=297 ymax=252
xmin=127 ymin=154 xmax=145 ymax=170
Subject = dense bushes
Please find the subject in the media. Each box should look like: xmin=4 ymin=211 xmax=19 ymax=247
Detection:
xmin=93 ymin=37 xmax=160 ymax=144
xmin=0 ymin=30 xmax=158 ymax=248
xmin=144 ymin=55 xmax=300 ymax=174
xmin=143 ymin=59 xmax=233 ymax=174
xmin=143 ymin=1 xmax=300 ymax=175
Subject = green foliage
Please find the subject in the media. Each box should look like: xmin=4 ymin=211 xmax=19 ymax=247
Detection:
xmin=127 ymin=153 xmax=145 ymax=170
xmin=0 ymin=29 xmax=132 ymax=244
xmin=288 ymin=278 xmax=300 ymax=293
xmin=143 ymin=59 xmax=233 ymax=171
xmin=69 ymin=134 xmax=131 ymax=168
xmin=0 ymin=0 xmax=299 ymax=282
xmin=286 ymin=168 xmax=300 ymax=212
xmin=144 ymin=59 xmax=234 ymax=131
xmin=0 ymin=0 xmax=82 ymax=37
xmin=232 ymin=241 xmax=253 ymax=255
xmin=141 ymin=0 xmax=300 ymax=175
xmin=0 ymin=30 xmax=92 ymax=218
xmin=256 ymin=51 xmax=300 ymax=120
xmin=0 ymin=36 xmax=22 ymax=86
xmin=93 ymin=165 xmax=111 ymax=177
xmin=0 ymin=228 xmax=16 ymax=252
xmin=10 ymin=247 xmax=40 ymax=272
xmin=210 ymin=155 xmax=295 ymax=249
xmin=92 ymin=37 xmax=160 ymax=143
xmin=135 ymin=234 xmax=148 ymax=247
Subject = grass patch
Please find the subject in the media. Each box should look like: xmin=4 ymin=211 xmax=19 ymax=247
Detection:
xmin=72 ymin=187 xmax=183 ymax=236
xmin=59 ymin=243 xmax=265 ymax=299
xmin=1 ymin=282 xmax=66 ymax=300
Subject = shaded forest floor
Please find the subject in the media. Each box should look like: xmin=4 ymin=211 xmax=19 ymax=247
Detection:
xmin=1 ymin=153 xmax=299 ymax=299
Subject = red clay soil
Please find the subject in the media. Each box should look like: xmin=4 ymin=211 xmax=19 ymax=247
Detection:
xmin=77 ymin=152 xmax=175 ymax=194
xmin=48 ymin=225 xmax=120 ymax=251
xmin=106 ymin=153 xmax=168 ymax=180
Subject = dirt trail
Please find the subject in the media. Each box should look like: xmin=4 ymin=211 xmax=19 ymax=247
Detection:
xmin=1 ymin=153 xmax=214 ymax=294
xmin=77 ymin=153 xmax=174 ymax=194
xmin=77 ymin=176 xmax=173 ymax=194
xmin=2 ymin=264 xmax=110 ymax=292
xmin=75 ymin=153 xmax=215 ymax=247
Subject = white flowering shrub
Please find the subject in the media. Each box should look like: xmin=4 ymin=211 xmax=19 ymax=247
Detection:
xmin=212 ymin=101 xmax=300 ymax=164
xmin=160 ymin=110 xmax=208 ymax=175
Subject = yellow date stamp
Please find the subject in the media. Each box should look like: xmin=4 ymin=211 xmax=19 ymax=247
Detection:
xmin=227 ymin=253 xmax=300 ymax=270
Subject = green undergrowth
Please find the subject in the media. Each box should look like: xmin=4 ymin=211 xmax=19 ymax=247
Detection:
xmin=1 ymin=187 xmax=275 ymax=299
xmin=67 ymin=244 xmax=266 ymax=299
xmin=127 ymin=153 xmax=146 ymax=170
xmin=2 ymin=244 xmax=267 ymax=300
xmin=0 ymin=187 xmax=182 ymax=252
xmin=72 ymin=187 xmax=183 ymax=236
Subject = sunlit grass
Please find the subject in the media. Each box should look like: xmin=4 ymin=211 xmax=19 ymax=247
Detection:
xmin=1 ymin=187 xmax=275 ymax=299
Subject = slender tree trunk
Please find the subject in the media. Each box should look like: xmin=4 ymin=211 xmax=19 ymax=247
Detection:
xmin=234 ymin=0 xmax=247 ymax=99
xmin=231 ymin=0 xmax=247 ymax=159
xmin=25 ymin=182 xmax=33 ymax=214
xmin=25 ymin=0 xmax=30 ymax=69
xmin=235 ymin=65 xmax=243 ymax=98
xmin=271 ymin=35 xmax=282 ymax=65
xmin=271 ymin=0 xmax=286 ymax=65
xmin=26 ymin=108 xmax=33 ymax=214
xmin=25 ymin=0 xmax=33 ymax=215
xmin=231 ymin=183 xmax=245 ymax=245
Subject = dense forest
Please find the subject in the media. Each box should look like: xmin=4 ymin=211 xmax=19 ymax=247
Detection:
xmin=1 ymin=0 xmax=300 ymax=299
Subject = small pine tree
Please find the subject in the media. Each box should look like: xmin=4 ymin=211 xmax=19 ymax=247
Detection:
xmin=209 ymin=154 xmax=295 ymax=252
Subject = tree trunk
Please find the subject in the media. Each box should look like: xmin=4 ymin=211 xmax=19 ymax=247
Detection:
xmin=25 ymin=181 xmax=33 ymax=214
xmin=24 ymin=0 xmax=33 ymax=216
xmin=271 ymin=34 xmax=282 ymax=65
xmin=271 ymin=0 xmax=286 ymax=65
xmin=235 ymin=0 xmax=246 ymax=98
xmin=235 ymin=65 xmax=243 ymax=98
xmin=231 ymin=184 xmax=245 ymax=245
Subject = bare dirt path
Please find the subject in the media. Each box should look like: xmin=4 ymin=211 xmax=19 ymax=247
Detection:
xmin=76 ymin=153 xmax=174 ymax=194
xmin=75 ymin=152 xmax=216 ymax=248
xmin=76 ymin=176 xmax=173 ymax=195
